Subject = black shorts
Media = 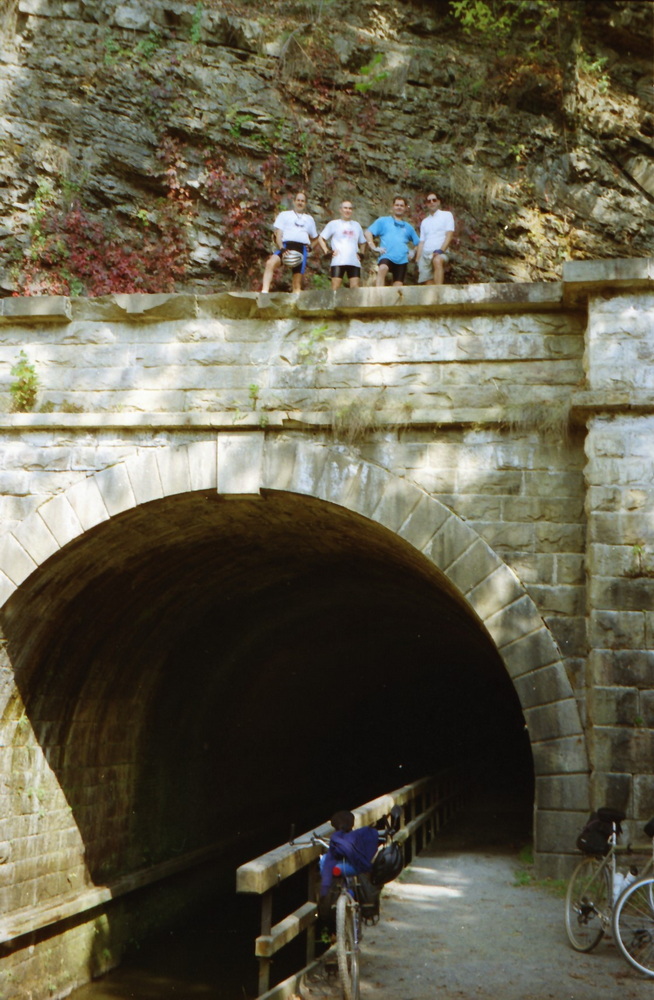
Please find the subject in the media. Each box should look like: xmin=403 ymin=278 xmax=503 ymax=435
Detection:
xmin=276 ymin=240 xmax=308 ymax=274
xmin=330 ymin=265 xmax=361 ymax=279
xmin=378 ymin=258 xmax=407 ymax=283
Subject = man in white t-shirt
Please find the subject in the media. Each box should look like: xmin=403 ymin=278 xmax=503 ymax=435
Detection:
xmin=261 ymin=191 xmax=319 ymax=293
xmin=318 ymin=200 xmax=371 ymax=290
xmin=415 ymin=193 xmax=455 ymax=285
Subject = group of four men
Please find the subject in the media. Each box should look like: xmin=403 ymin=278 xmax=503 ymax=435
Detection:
xmin=260 ymin=192 xmax=454 ymax=293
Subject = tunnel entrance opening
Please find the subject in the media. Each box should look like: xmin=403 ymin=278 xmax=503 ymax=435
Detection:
xmin=3 ymin=487 xmax=534 ymax=991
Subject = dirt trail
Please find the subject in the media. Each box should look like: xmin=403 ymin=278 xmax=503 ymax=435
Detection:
xmin=301 ymin=804 xmax=653 ymax=1000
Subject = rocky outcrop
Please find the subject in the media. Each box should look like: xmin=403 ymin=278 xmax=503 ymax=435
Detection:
xmin=0 ymin=0 xmax=652 ymax=293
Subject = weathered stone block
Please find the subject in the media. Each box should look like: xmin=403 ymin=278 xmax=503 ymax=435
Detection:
xmin=215 ymin=431 xmax=264 ymax=496
xmin=593 ymin=726 xmax=654 ymax=772
xmin=535 ymin=522 xmax=585 ymax=553
xmin=66 ymin=477 xmax=111 ymax=532
xmin=514 ymin=663 xmax=575 ymax=708
xmin=589 ymin=686 xmax=640 ymax=726
xmin=156 ymin=447 xmax=191 ymax=497
xmin=424 ymin=516 xmax=476 ymax=571
xmin=370 ymin=478 xmax=422 ymax=533
xmin=588 ymin=574 xmax=654 ymax=612
xmin=535 ymin=808 xmax=590 ymax=854
xmin=634 ymin=775 xmax=654 ymax=820
xmin=187 ymin=440 xmax=217 ymax=492
xmin=526 ymin=583 xmax=585 ymax=617
xmin=501 ymin=626 xmax=561 ymax=677
xmin=530 ymin=734 xmax=589 ymax=775
xmin=398 ymin=493 xmax=450 ymax=551
xmin=588 ymin=609 xmax=647 ymax=649
xmin=445 ymin=537 xmax=499 ymax=595
xmin=466 ymin=563 xmax=525 ymax=621
xmin=124 ymin=450 xmax=164 ymax=505
xmin=534 ymin=773 xmax=590 ymax=812
xmin=93 ymin=464 xmax=136 ymax=516
xmin=37 ymin=495 xmax=82 ymax=547
xmin=525 ymin=699 xmax=582 ymax=741
xmin=589 ymin=649 xmax=654 ymax=688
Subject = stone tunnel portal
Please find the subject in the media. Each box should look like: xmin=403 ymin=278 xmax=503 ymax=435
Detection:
xmin=2 ymin=487 xmax=533 ymax=976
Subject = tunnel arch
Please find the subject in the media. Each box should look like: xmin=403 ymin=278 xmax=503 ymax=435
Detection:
xmin=0 ymin=433 xmax=589 ymax=878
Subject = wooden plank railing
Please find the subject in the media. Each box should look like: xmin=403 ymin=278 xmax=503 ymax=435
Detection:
xmin=236 ymin=770 xmax=465 ymax=999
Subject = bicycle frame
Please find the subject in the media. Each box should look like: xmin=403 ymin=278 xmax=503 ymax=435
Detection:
xmin=566 ymin=813 xmax=654 ymax=956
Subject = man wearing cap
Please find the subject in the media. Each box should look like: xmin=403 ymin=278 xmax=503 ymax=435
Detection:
xmin=416 ymin=192 xmax=455 ymax=285
xmin=261 ymin=190 xmax=319 ymax=293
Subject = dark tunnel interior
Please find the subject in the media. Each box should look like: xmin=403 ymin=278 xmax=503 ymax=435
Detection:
xmin=3 ymin=488 xmax=534 ymax=896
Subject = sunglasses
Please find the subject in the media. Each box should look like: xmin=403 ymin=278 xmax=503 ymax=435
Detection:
xmin=426 ymin=197 xmax=439 ymax=203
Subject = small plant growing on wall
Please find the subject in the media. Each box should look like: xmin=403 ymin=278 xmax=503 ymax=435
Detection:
xmin=10 ymin=351 xmax=39 ymax=412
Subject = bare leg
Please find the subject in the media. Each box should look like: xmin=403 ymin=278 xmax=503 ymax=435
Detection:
xmin=331 ymin=276 xmax=343 ymax=290
xmin=376 ymin=263 xmax=389 ymax=287
xmin=392 ymin=280 xmax=404 ymax=287
xmin=291 ymin=271 xmax=302 ymax=293
xmin=349 ymin=277 xmax=360 ymax=288
xmin=261 ymin=254 xmax=281 ymax=293
xmin=431 ymin=254 xmax=445 ymax=285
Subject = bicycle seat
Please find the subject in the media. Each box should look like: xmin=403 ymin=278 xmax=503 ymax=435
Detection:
xmin=597 ymin=806 xmax=626 ymax=824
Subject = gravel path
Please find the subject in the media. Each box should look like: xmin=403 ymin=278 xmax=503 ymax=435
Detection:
xmin=301 ymin=804 xmax=653 ymax=1000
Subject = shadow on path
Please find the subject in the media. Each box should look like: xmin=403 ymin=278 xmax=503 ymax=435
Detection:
xmin=302 ymin=799 xmax=652 ymax=1000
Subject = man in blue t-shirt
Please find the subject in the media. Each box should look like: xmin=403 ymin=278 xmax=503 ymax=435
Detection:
xmin=365 ymin=196 xmax=419 ymax=287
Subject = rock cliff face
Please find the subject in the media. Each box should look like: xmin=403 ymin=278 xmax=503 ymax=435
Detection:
xmin=0 ymin=0 xmax=652 ymax=294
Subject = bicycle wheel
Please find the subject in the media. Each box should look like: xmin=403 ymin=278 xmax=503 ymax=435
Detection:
xmin=336 ymin=891 xmax=360 ymax=1000
xmin=565 ymin=855 xmax=610 ymax=951
xmin=612 ymin=875 xmax=654 ymax=977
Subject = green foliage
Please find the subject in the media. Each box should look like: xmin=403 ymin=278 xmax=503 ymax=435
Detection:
xmin=354 ymin=53 xmax=388 ymax=93
xmin=579 ymin=51 xmax=610 ymax=92
xmin=227 ymin=110 xmax=254 ymax=138
xmin=189 ymin=2 xmax=203 ymax=44
xmin=134 ymin=30 xmax=163 ymax=64
xmin=297 ymin=324 xmax=332 ymax=363
xmin=450 ymin=0 xmax=559 ymax=42
xmin=248 ymin=383 xmax=260 ymax=409
xmin=10 ymin=351 xmax=39 ymax=412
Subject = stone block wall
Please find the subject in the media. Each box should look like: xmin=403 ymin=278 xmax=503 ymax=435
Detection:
xmin=583 ymin=284 xmax=654 ymax=836
xmin=0 ymin=263 xmax=653 ymax=999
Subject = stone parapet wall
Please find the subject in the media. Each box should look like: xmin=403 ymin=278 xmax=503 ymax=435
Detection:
xmin=0 ymin=284 xmax=583 ymax=418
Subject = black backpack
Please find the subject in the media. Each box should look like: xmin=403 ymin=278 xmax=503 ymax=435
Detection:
xmin=576 ymin=807 xmax=625 ymax=856
xmin=370 ymin=841 xmax=403 ymax=886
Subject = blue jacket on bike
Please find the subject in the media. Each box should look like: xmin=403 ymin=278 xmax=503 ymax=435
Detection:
xmin=319 ymin=826 xmax=380 ymax=896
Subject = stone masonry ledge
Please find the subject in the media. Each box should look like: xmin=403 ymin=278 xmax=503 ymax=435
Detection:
xmin=0 ymin=259 xmax=649 ymax=323
xmin=571 ymin=391 xmax=654 ymax=416
xmin=0 ymin=282 xmax=569 ymax=324
xmin=562 ymin=256 xmax=654 ymax=306
xmin=2 ymin=394 xmax=653 ymax=431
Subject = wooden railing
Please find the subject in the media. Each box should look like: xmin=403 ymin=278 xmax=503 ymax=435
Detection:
xmin=236 ymin=770 xmax=465 ymax=1000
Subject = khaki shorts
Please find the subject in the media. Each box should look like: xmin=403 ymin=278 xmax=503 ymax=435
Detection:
xmin=418 ymin=251 xmax=449 ymax=284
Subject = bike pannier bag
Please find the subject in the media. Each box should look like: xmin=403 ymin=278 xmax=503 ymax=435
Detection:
xmin=356 ymin=872 xmax=381 ymax=923
xmin=370 ymin=841 xmax=403 ymax=886
xmin=576 ymin=808 xmax=623 ymax=856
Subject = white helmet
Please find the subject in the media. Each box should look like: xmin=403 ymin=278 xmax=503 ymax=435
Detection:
xmin=282 ymin=249 xmax=304 ymax=268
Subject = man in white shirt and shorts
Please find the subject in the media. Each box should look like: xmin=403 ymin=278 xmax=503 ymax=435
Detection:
xmin=261 ymin=191 xmax=319 ymax=293
xmin=318 ymin=200 xmax=371 ymax=289
xmin=416 ymin=193 xmax=455 ymax=285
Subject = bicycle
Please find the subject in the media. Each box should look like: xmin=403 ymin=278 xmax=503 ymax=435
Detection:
xmin=612 ymin=817 xmax=654 ymax=978
xmin=299 ymin=808 xmax=403 ymax=1000
xmin=565 ymin=807 xmax=654 ymax=959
